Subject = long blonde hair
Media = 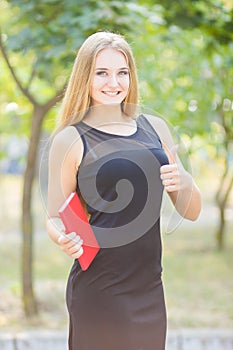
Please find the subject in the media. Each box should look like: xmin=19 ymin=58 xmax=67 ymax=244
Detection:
xmin=56 ymin=31 xmax=139 ymax=130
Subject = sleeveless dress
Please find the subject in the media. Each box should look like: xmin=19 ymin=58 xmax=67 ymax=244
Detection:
xmin=66 ymin=114 xmax=169 ymax=350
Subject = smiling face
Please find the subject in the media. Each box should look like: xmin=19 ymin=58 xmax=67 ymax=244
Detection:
xmin=90 ymin=48 xmax=130 ymax=106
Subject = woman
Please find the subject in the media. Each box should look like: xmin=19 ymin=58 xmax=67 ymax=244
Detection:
xmin=46 ymin=31 xmax=201 ymax=350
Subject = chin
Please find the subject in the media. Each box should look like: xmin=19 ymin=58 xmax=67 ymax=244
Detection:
xmin=93 ymin=100 xmax=124 ymax=107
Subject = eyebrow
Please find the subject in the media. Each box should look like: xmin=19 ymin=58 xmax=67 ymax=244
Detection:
xmin=95 ymin=67 xmax=129 ymax=71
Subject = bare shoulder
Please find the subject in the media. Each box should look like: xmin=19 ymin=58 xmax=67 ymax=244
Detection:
xmin=143 ymin=114 xmax=173 ymax=146
xmin=51 ymin=126 xmax=82 ymax=147
xmin=49 ymin=126 xmax=84 ymax=166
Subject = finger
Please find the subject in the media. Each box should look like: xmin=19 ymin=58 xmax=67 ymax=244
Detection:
xmin=66 ymin=233 xmax=84 ymax=246
xmin=170 ymin=144 xmax=178 ymax=164
xmin=58 ymin=233 xmax=81 ymax=245
xmin=58 ymin=234 xmax=64 ymax=244
xmin=164 ymin=184 xmax=179 ymax=192
xmin=162 ymin=178 xmax=175 ymax=187
xmin=72 ymin=246 xmax=84 ymax=259
xmin=69 ymin=241 xmax=84 ymax=254
xmin=62 ymin=238 xmax=81 ymax=250
xmin=58 ymin=232 xmax=75 ymax=244
xmin=160 ymin=164 xmax=178 ymax=176
xmin=163 ymin=143 xmax=178 ymax=164
xmin=72 ymin=235 xmax=83 ymax=244
xmin=161 ymin=172 xmax=180 ymax=183
xmin=58 ymin=234 xmax=72 ymax=245
xmin=65 ymin=232 xmax=77 ymax=240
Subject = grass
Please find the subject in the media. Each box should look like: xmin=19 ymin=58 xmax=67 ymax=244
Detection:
xmin=0 ymin=173 xmax=232 ymax=331
xmin=162 ymin=224 xmax=233 ymax=329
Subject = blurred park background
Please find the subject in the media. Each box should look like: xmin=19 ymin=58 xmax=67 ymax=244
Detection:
xmin=0 ymin=0 xmax=232 ymax=334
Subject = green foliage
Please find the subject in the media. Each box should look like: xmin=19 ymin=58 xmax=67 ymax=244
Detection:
xmin=1 ymin=0 xmax=232 ymax=158
xmin=5 ymin=0 xmax=147 ymax=80
xmin=142 ymin=0 xmax=233 ymax=45
xmin=134 ymin=20 xmax=233 ymax=154
xmin=0 ymin=0 xmax=232 ymax=318
xmin=0 ymin=56 xmax=32 ymax=135
xmin=1 ymin=0 xmax=232 ymax=161
xmin=1 ymin=0 xmax=152 ymax=135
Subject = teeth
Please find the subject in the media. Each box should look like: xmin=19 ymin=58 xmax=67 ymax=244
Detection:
xmin=103 ymin=91 xmax=119 ymax=96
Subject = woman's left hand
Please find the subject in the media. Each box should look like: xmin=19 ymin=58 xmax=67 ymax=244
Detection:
xmin=160 ymin=145 xmax=181 ymax=193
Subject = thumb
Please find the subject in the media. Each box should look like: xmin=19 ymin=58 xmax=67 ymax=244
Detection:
xmin=166 ymin=144 xmax=178 ymax=164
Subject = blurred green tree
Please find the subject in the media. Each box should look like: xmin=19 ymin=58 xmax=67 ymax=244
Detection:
xmin=141 ymin=0 xmax=233 ymax=44
xmin=0 ymin=0 xmax=150 ymax=317
xmin=0 ymin=0 xmax=232 ymax=320
xmin=136 ymin=0 xmax=233 ymax=250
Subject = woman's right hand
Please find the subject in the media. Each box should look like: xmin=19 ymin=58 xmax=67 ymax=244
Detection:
xmin=58 ymin=231 xmax=84 ymax=259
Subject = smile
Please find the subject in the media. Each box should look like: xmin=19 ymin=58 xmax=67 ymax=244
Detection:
xmin=102 ymin=91 xmax=120 ymax=96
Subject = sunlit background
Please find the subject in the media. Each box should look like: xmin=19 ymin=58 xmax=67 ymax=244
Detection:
xmin=0 ymin=0 xmax=232 ymax=337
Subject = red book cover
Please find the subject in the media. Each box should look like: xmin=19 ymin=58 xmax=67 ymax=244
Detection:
xmin=59 ymin=192 xmax=100 ymax=270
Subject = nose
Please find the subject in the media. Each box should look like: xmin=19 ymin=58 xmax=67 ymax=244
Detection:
xmin=107 ymin=74 xmax=118 ymax=87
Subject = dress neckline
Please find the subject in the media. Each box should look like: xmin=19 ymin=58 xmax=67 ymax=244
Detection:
xmin=80 ymin=118 xmax=139 ymax=138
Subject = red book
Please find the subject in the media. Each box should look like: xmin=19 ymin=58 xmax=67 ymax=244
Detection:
xmin=59 ymin=192 xmax=100 ymax=270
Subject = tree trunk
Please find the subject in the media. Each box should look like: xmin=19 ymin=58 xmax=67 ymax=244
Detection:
xmin=216 ymin=204 xmax=225 ymax=251
xmin=215 ymin=171 xmax=233 ymax=251
xmin=214 ymin=106 xmax=233 ymax=251
xmin=21 ymin=105 xmax=46 ymax=317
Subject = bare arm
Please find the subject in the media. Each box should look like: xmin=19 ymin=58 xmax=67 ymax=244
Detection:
xmin=46 ymin=126 xmax=84 ymax=258
xmin=144 ymin=115 xmax=201 ymax=221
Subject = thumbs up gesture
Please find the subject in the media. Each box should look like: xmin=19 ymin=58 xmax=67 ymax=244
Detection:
xmin=160 ymin=144 xmax=181 ymax=193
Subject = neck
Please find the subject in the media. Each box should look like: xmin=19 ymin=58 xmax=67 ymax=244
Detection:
xmin=84 ymin=103 xmax=127 ymax=125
